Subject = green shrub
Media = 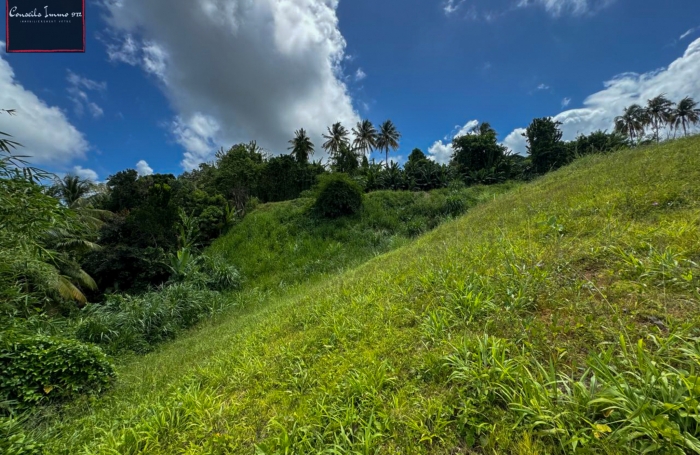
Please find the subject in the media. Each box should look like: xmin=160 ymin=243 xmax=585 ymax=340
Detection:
xmin=0 ymin=332 xmax=114 ymax=410
xmin=76 ymin=283 xmax=230 ymax=354
xmin=0 ymin=417 xmax=43 ymax=455
xmin=313 ymin=174 xmax=363 ymax=219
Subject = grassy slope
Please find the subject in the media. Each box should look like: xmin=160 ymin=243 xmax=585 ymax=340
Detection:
xmin=208 ymin=185 xmax=514 ymax=290
xmin=34 ymin=138 xmax=700 ymax=454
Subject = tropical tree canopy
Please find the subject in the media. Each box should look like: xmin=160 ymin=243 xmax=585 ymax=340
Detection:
xmin=614 ymin=104 xmax=648 ymax=143
xmin=288 ymin=128 xmax=315 ymax=163
xmin=322 ymin=122 xmax=350 ymax=157
xmin=645 ymin=94 xmax=674 ymax=142
xmin=376 ymin=120 xmax=401 ymax=167
xmin=352 ymin=119 xmax=378 ymax=157
xmin=672 ymin=96 xmax=700 ymax=137
xmin=523 ymin=117 xmax=567 ymax=174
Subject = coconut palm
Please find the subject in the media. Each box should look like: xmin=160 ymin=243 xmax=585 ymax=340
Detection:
xmin=645 ymin=95 xmax=674 ymax=142
xmin=614 ymin=104 xmax=647 ymax=144
xmin=288 ymin=128 xmax=315 ymax=163
xmin=322 ymin=122 xmax=350 ymax=157
xmin=50 ymin=174 xmax=95 ymax=208
xmin=672 ymin=96 xmax=700 ymax=137
xmin=474 ymin=122 xmax=496 ymax=136
xmin=351 ymin=119 xmax=378 ymax=157
xmin=376 ymin=120 xmax=401 ymax=167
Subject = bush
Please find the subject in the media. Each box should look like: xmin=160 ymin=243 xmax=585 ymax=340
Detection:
xmin=0 ymin=331 xmax=114 ymax=410
xmin=76 ymin=283 xmax=231 ymax=354
xmin=313 ymin=173 xmax=363 ymax=219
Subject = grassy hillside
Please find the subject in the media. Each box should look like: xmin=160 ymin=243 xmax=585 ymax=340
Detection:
xmin=31 ymin=137 xmax=700 ymax=454
xmin=208 ymin=184 xmax=514 ymax=290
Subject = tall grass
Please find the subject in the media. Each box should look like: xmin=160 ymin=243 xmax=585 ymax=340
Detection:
xmin=25 ymin=137 xmax=700 ymax=453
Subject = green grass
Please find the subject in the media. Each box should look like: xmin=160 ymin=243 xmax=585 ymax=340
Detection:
xmin=27 ymin=137 xmax=700 ymax=454
xmin=208 ymin=184 xmax=514 ymax=290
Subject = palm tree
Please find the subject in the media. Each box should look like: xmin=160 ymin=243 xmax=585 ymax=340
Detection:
xmin=672 ymin=96 xmax=700 ymax=137
xmin=50 ymin=174 xmax=94 ymax=208
xmin=645 ymin=95 xmax=674 ymax=142
xmin=288 ymin=128 xmax=315 ymax=163
xmin=474 ymin=122 xmax=496 ymax=136
xmin=351 ymin=119 xmax=378 ymax=157
xmin=376 ymin=120 xmax=401 ymax=167
xmin=614 ymin=104 xmax=647 ymax=144
xmin=322 ymin=122 xmax=350 ymax=157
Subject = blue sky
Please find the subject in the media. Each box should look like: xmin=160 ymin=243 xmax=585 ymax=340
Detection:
xmin=1 ymin=0 xmax=700 ymax=181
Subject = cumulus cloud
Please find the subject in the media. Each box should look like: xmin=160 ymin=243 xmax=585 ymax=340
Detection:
xmin=0 ymin=44 xmax=89 ymax=166
xmin=100 ymin=0 xmax=359 ymax=170
xmin=504 ymin=38 xmax=700 ymax=155
xmin=66 ymin=70 xmax=106 ymax=118
xmin=135 ymin=160 xmax=154 ymax=176
xmin=516 ymin=0 xmax=616 ymax=17
xmin=428 ymin=119 xmax=479 ymax=164
xmin=72 ymin=166 xmax=99 ymax=181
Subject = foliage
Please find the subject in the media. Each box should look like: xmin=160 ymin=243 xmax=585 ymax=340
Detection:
xmin=75 ymin=283 xmax=232 ymax=354
xmin=322 ymin=122 xmax=351 ymax=158
xmin=329 ymin=142 xmax=360 ymax=175
xmin=313 ymin=173 xmax=364 ymax=219
xmin=0 ymin=331 xmax=114 ymax=410
xmin=26 ymin=137 xmax=700 ymax=454
xmin=1 ymin=140 xmax=99 ymax=311
xmin=0 ymin=417 xmax=43 ymax=455
xmin=376 ymin=119 xmax=401 ymax=167
xmin=523 ymin=117 xmax=569 ymax=174
xmin=450 ymin=122 xmax=511 ymax=184
xmin=288 ymin=128 xmax=315 ymax=163
xmin=352 ymin=119 xmax=378 ymax=157
xmin=209 ymin=183 xmax=513 ymax=290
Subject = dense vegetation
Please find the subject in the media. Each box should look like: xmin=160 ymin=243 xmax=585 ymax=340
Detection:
xmin=0 ymin=94 xmax=699 ymax=453
xmin=18 ymin=135 xmax=700 ymax=454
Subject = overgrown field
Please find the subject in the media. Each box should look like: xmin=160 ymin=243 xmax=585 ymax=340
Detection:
xmin=209 ymin=184 xmax=514 ymax=290
xmin=26 ymin=137 xmax=700 ymax=454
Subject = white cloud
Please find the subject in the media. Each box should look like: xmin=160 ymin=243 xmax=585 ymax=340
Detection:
xmin=0 ymin=43 xmax=89 ymax=166
xmin=537 ymin=83 xmax=550 ymax=90
xmin=101 ymin=0 xmax=359 ymax=170
xmin=443 ymin=0 xmax=466 ymax=15
xmin=72 ymin=166 xmax=98 ymax=181
xmin=503 ymin=128 xmax=528 ymax=156
xmin=516 ymin=0 xmax=616 ymax=17
xmin=66 ymin=70 xmax=106 ymax=119
xmin=355 ymin=68 xmax=367 ymax=81
xmin=428 ymin=119 xmax=479 ymax=164
xmin=503 ymin=38 xmax=700 ymax=155
xmin=680 ymin=27 xmax=698 ymax=41
xmin=562 ymin=97 xmax=571 ymax=107
xmin=135 ymin=160 xmax=154 ymax=176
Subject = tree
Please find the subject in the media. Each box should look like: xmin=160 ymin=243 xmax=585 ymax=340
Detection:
xmin=322 ymin=122 xmax=350 ymax=158
xmin=672 ymin=96 xmax=700 ymax=137
xmin=645 ymin=95 xmax=674 ymax=143
xmin=523 ymin=117 xmax=568 ymax=174
xmin=288 ymin=128 xmax=315 ymax=163
xmin=352 ymin=119 xmax=378 ymax=158
xmin=50 ymin=175 xmax=95 ymax=208
xmin=614 ymin=104 xmax=647 ymax=144
xmin=450 ymin=123 xmax=509 ymax=183
xmin=376 ymin=120 xmax=401 ymax=167
xmin=330 ymin=142 xmax=360 ymax=175
xmin=407 ymin=148 xmax=428 ymax=164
